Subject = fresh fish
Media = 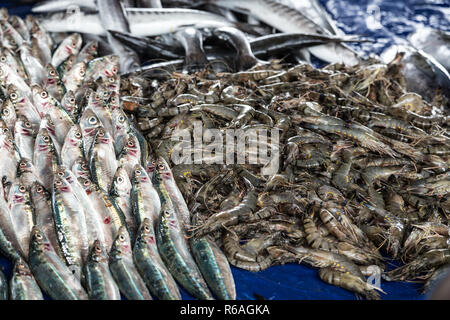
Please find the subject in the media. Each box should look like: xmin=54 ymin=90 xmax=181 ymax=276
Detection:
xmin=133 ymin=218 xmax=181 ymax=300
xmin=89 ymin=127 xmax=118 ymax=192
xmin=109 ymin=30 xmax=182 ymax=60
xmin=84 ymin=240 xmax=121 ymax=300
xmin=14 ymin=115 xmax=36 ymax=161
xmin=118 ymin=134 xmax=142 ymax=178
xmin=51 ymin=33 xmax=82 ymax=68
xmin=190 ymin=213 xmax=236 ymax=300
xmin=43 ymin=64 xmax=66 ymax=102
xmin=33 ymin=127 xmax=59 ymax=190
xmin=85 ymin=55 xmax=119 ymax=83
xmin=17 ymin=158 xmax=43 ymax=188
xmin=28 ymin=226 xmax=88 ymax=300
xmin=88 ymin=89 xmax=114 ymax=137
xmin=30 ymin=84 xmax=54 ymax=118
xmin=79 ymin=107 xmax=102 ymax=159
xmin=7 ymin=183 xmax=35 ymax=259
xmin=71 ymin=157 xmax=90 ymax=180
xmin=0 ymin=99 xmax=17 ymax=133
xmin=78 ymin=176 xmax=127 ymax=249
xmin=97 ymin=0 xmax=141 ymax=73
xmin=61 ymin=90 xmax=79 ymax=120
xmin=0 ymin=181 xmax=23 ymax=262
xmin=9 ymin=259 xmax=44 ymax=300
xmin=0 ymin=47 xmax=27 ymax=79
xmin=19 ymin=43 xmax=46 ymax=86
xmin=154 ymin=157 xmax=190 ymax=229
xmin=212 ymin=0 xmax=360 ymax=65
xmin=52 ymin=176 xmax=89 ymax=277
xmin=63 ymin=61 xmax=86 ymax=93
xmin=0 ymin=64 xmax=31 ymax=100
xmin=175 ymin=27 xmax=208 ymax=72
xmin=155 ymin=200 xmax=214 ymax=300
xmin=109 ymin=226 xmax=153 ymax=300
xmin=9 ymin=15 xmax=30 ymax=42
xmin=131 ymin=164 xmax=161 ymax=232
xmin=110 ymin=166 xmax=135 ymax=238
xmin=77 ymin=40 xmax=98 ymax=65
xmin=7 ymin=84 xmax=41 ymax=130
xmin=57 ymin=54 xmax=77 ymax=79
xmin=31 ymin=34 xmax=52 ymax=67
xmin=37 ymin=114 xmax=62 ymax=155
xmin=30 ymin=181 xmax=60 ymax=257
xmin=212 ymin=26 xmax=264 ymax=70
xmin=112 ymin=108 xmax=132 ymax=157
xmin=40 ymin=8 xmax=233 ymax=37
xmin=32 ymin=0 xmax=97 ymax=13
xmin=61 ymin=125 xmax=84 ymax=171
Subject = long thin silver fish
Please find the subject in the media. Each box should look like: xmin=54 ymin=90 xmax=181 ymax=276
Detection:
xmin=211 ymin=0 xmax=360 ymax=65
xmin=39 ymin=8 xmax=233 ymax=37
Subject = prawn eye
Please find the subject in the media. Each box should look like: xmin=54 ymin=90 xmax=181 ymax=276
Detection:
xmin=88 ymin=116 xmax=97 ymax=125
xmin=18 ymin=185 xmax=26 ymax=193
xmin=40 ymin=91 xmax=48 ymax=99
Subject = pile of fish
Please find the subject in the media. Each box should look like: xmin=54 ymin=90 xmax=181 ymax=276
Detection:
xmin=0 ymin=0 xmax=446 ymax=300
xmin=0 ymin=7 xmax=241 ymax=300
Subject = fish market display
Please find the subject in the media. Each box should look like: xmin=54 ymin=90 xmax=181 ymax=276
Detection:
xmin=0 ymin=0 xmax=445 ymax=301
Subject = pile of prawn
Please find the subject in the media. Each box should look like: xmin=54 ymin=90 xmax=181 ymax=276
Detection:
xmin=121 ymin=55 xmax=450 ymax=300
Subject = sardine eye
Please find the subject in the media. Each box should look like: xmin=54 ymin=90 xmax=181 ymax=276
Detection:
xmin=36 ymin=186 xmax=43 ymax=193
xmin=49 ymin=69 xmax=56 ymax=76
xmin=74 ymin=132 xmax=81 ymax=139
xmin=98 ymin=130 xmax=105 ymax=137
xmin=144 ymin=225 xmax=150 ymax=232
xmin=94 ymin=245 xmax=101 ymax=253
xmin=35 ymin=233 xmax=42 ymax=240
xmin=40 ymin=91 xmax=48 ymax=99
xmin=69 ymin=97 xmax=75 ymax=104
xmin=24 ymin=121 xmax=31 ymax=128
xmin=81 ymin=163 xmax=88 ymax=170
xmin=2 ymin=108 xmax=9 ymax=115
xmin=118 ymin=115 xmax=125 ymax=122
xmin=71 ymin=41 xmax=77 ymax=48
xmin=83 ymin=180 xmax=90 ymax=186
xmin=19 ymin=161 xmax=27 ymax=168
xmin=127 ymin=140 xmax=135 ymax=147
xmin=18 ymin=185 xmax=26 ymax=193
xmin=10 ymin=92 xmax=17 ymax=100
xmin=119 ymin=234 xmax=125 ymax=241
xmin=111 ymin=97 xmax=116 ymax=103
xmin=117 ymin=177 xmax=123 ymax=183
xmin=43 ymin=136 xmax=50 ymax=142
xmin=79 ymin=69 xmax=85 ymax=76
xmin=111 ymin=67 xmax=118 ymax=74
xmin=57 ymin=171 xmax=64 ymax=177
xmin=158 ymin=164 xmax=165 ymax=170
xmin=55 ymin=180 xmax=62 ymax=186
xmin=135 ymin=169 xmax=141 ymax=175
xmin=109 ymin=77 xmax=115 ymax=83
xmin=0 ymin=69 xmax=4 ymax=76
xmin=0 ymin=56 xmax=5 ymax=62
xmin=88 ymin=116 xmax=97 ymax=125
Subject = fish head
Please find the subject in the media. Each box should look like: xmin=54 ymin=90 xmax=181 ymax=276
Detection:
xmin=77 ymin=176 xmax=94 ymax=194
xmin=36 ymin=128 xmax=54 ymax=152
xmin=13 ymin=258 xmax=32 ymax=277
xmin=112 ymin=226 xmax=131 ymax=254
xmin=53 ymin=177 xmax=71 ymax=193
xmin=30 ymin=181 xmax=49 ymax=202
xmin=17 ymin=157 xmax=34 ymax=175
xmin=66 ymin=124 xmax=83 ymax=147
xmin=80 ymin=108 xmax=100 ymax=136
xmin=112 ymin=166 xmax=130 ymax=194
xmin=155 ymin=156 xmax=172 ymax=180
xmin=72 ymin=158 xmax=90 ymax=179
xmin=89 ymin=240 xmax=107 ymax=263
xmin=30 ymin=226 xmax=52 ymax=253
xmin=10 ymin=182 xmax=28 ymax=204
xmin=16 ymin=115 xmax=34 ymax=136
